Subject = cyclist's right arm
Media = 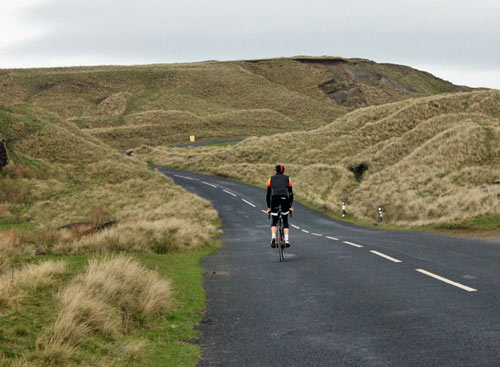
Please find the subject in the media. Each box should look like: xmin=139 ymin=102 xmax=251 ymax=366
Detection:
xmin=266 ymin=177 xmax=272 ymax=209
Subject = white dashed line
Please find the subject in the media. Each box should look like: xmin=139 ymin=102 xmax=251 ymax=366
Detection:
xmin=174 ymin=174 xmax=194 ymax=180
xmin=311 ymin=233 xmax=323 ymax=237
xmin=261 ymin=210 xmax=268 ymax=214
xmin=326 ymin=236 xmax=339 ymax=241
xmin=343 ymin=241 xmax=363 ymax=248
xmin=242 ymin=199 xmax=256 ymax=208
xmin=302 ymin=229 xmax=310 ymax=234
xmin=370 ymin=250 xmax=402 ymax=263
xmin=291 ymin=224 xmax=301 ymax=230
xmin=223 ymin=190 xmax=237 ymax=197
xmin=416 ymin=269 xmax=477 ymax=292
xmin=202 ymin=181 xmax=217 ymax=188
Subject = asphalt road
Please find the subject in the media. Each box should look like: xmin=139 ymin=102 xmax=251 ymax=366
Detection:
xmin=172 ymin=138 xmax=245 ymax=148
xmin=157 ymin=167 xmax=500 ymax=367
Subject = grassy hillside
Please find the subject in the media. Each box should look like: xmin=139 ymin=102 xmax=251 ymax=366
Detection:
xmin=0 ymin=57 xmax=470 ymax=150
xmin=139 ymin=90 xmax=500 ymax=228
xmin=0 ymin=57 xmax=492 ymax=364
xmin=0 ymin=104 xmax=219 ymax=366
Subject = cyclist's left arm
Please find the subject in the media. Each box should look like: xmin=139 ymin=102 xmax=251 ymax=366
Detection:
xmin=266 ymin=177 xmax=272 ymax=211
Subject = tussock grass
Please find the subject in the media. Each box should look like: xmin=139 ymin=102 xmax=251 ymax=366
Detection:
xmin=0 ymin=261 xmax=66 ymax=310
xmin=142 ymin=90 xmax=500 ymax=227
xmin=35 ymin=256 xmax=171 ymax=366
xmin=80 ymin=256 xmax=172 ymax=319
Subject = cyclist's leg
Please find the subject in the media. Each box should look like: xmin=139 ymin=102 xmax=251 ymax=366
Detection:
xmin=270 ymin=196 xmax=280 ymax=247
xmin=280 ymin=197 xmax=291 ymax=246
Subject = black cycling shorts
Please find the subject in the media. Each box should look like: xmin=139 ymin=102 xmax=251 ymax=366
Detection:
xmin=270 ymin=195 xmax=290 ymax=228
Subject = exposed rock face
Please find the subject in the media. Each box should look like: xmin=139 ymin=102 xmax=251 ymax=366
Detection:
xmin=0 ymin=139 xmax=8 ymax=169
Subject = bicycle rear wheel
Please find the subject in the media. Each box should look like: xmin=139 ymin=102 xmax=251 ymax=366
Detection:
xmin=278 ymin=224 xmax=285 ymax=262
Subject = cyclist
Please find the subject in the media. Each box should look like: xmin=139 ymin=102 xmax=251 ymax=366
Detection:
xmin=266 ymin=164 xmax=294 ymax=248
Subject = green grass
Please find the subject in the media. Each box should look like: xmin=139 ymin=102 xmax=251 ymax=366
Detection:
xmin=0 ymin=256 xmax=87 ymax=364
xmin=433 ymin=213 xmax=500 ymax=231
xmin=0 ymin=243 xmax=220 ymax=367
xmin=134 ymin=242 xmax=220 ymax=366
xmin=0 ymin=218 xmax=35 ymax=231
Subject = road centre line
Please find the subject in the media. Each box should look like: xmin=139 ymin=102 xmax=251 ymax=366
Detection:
xmin=326 ymin=236 xmax=339 ymax=241
xmin=242 ymin=199 xmax=256 ymax=208
xmin=343 ymin=241 xmax=363 ymax=248
xmin=202 ymin=181 xmax=217 ymax=188
xmin=416 ymin=269 xmax=477 ymax=292
xmin=223 ymin=190 xmax=237 ymax=197
xmin=261 ymin=209 xmax=268 ymax=214
xmin=302 ymin=229 xmax=310 ymax=233
xmin=174 ymin=174 xmax=194 ymax=180
xmin=311 ymin=233 xmax=323 ymax=237
xmin=291 ymin=224 xmax=301 ymax=230
xmin=370 ymin=250 xmax=402 ymax=263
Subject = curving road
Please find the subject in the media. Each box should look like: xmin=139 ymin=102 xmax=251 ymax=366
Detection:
xmin=158 ymin=167 xmax=500 ymax=367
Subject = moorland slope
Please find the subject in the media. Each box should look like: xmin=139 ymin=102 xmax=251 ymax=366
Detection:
xmin=0 ymin=57 xmax=470 ymax=149
xmin=0 ymin=104 xmax=219 ymax=366
xmin=140 ymin=90 xmax=500 ymax=227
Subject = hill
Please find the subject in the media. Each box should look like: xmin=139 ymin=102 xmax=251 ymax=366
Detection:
xmin=0 ymin=57 xmax=472 ymax=149
xmin=0 ymin=104 xmax=219 ymax=366
xmin=0 ymin=56 xmax=494 ymax=364
xmin=138 ymin=90 xmax=500 ymax=228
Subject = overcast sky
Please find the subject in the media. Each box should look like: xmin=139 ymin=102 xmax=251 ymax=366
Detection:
xmin=1 ymin=0 xmax=499 ymax=88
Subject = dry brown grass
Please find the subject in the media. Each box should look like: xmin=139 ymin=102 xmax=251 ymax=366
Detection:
xmin=141 ymin=90 xmax=500 ymax=226
xmin=35 ymin=256 xmax=170 ymax=365
xmin=0 ymin=177 xmax=29 ymax=204
xmin=30 ymin=171 xmax=219 ymax=254
xmin=0 ymin=261 xmax=66 ymax=310
xmin=0 ymin=230 xmax=23 ymax=273
xmin=80 ymin=256 xmax=172 ymax=319
xmin=1 ymin=104 xmax=219 ymax=255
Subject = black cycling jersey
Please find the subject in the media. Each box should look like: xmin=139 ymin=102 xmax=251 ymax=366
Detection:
xmin=266 ymin=173 xmax=293 ymax=208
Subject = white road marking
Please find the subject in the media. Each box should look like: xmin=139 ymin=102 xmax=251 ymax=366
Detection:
xmin=416 ymin=269 xmax=477 ymax=292
xmin=242 ymin=199 xmax=256 ymax=208
xmin=174 ymin=174 xmax=194 ymax=180
xmin=302 ymin=229 xmax=310 ymax=233
xmin=370 ymin=250 xmax=402 ymax=263
xmin=311 ymin=233 xmax=323 ymax=237
xmin=343 ymin=241 xmax=363 ymax=248
xmin=326 ymin=236 xmax=339 ymax=241
xmin=223 ymin=190 xmax=237 ymax=197
xmin=261 ymin=210 xmax=268 ymax=214
xmin=202 ymin=181 xmax=217 ymax=188
xmin=291 ymin=224 xmax=301 ymax=230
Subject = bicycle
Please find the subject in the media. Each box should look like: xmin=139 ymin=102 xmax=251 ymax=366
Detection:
xmin=268 ymin=207 xmax=291 ymax=262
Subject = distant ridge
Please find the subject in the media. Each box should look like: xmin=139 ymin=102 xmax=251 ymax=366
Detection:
xmin=0 ymin=56 xmax=475 ymax=149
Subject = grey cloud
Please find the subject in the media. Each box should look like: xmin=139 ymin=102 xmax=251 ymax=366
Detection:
xmin=2 ymin=0 xmax=500 ymax=73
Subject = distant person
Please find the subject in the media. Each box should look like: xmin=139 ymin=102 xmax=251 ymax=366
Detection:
xmin=342 ymin=200 xmax=346 ymax=218
xmin=266 ymin=165 xmax=294 ymax=247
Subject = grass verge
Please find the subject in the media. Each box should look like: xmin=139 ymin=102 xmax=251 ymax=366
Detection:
xmin=0 ymin=242 xmax=220 ymax=366
xmin=137 ymin=241 xmax=220 ymax=366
